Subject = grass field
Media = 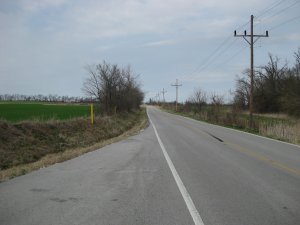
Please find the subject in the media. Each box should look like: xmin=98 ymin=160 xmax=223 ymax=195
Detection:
xmin=0 ymin=102 xmax=89 ymax=122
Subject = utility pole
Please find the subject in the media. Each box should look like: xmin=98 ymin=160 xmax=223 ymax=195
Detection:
xmin=171 ymin=79 xmax=182 ymax=111
xmin=234 ymin=15 xmax=268 ymax=128
xmin=161 ymin=88 xmax=167 ymax=103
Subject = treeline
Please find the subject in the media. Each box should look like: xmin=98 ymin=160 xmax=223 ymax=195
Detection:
xmin=150 ymin=89 xmax=226 ymax=125
xmin=0 ymin=94 xmax=92 ymax=103
xmin=82 ymin=61 xmax=144 ymax=114
xmin=234 ymin=48 xmax=300 ymax=117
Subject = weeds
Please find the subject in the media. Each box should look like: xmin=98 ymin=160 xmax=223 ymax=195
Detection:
xmin=161 ymin=104 xmax=299 ymax=145
xmin=0 ymin=108 xmax=148 ymax=181
xmin=259 ymin=121 xmax=300 ymax=144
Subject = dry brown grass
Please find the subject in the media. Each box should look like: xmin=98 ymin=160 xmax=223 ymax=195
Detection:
xmin=162 ymin=104 xmax=300 ymax=145
xmin=259 ymin=120 xmax=300 ymax=144
xmin=254 ymin=113 xmax=289 ymax=119
xmin=0 ymin=109 xmax=148 ymax=182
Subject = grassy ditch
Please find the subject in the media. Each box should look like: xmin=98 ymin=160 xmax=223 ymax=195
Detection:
xmin=160 ymin=104 xmax=300 ymax=145
xmin=0 ymin=108 xmax=148 ymax=181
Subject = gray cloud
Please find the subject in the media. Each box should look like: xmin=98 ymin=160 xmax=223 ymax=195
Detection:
xmin=0 ymin=0 xmax=299 ymax=100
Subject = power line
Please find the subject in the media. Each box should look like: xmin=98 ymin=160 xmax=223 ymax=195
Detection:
xmin=269 ymin=14 xmax=300 ymax=30
xmin=200 ymin=45 xmax=247 ymax=74
xmin=180 ymin=0 xmax=297 ymax=82
xmin=192 ymin=1 xmax=293 ymax=76
xmin=187 ymin=36 xmax=232 ymax=76
xmin=259 ymin=0 xmax=300 ymax=23
xmin=195 ymin=39 xmax=239 ymax=73
xmin=235 ymin=21 xmax=252 ymax=33
xmin=216 ymin=45 xmax=248 ymax=67
xmin=256 ymin=0 xmax=287 ymax=19
xmin=184 ymin=21 xmax=250 ymax=78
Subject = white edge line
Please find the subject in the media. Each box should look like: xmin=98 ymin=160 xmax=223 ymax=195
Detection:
xmin=162 ymin=109 xmax=300 ymax=149
xmin=147 ymin=109 xmax=205 ymax=225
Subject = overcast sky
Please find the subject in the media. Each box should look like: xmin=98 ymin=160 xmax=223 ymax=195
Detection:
xmin=1 ymin=0 xmax=299 ymax=102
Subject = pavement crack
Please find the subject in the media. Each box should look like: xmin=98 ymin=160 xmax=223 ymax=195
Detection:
xmin=30 ymin=188 xmax=49 ymax=193
xmin=49 ymin=197 xmax=67 ymax=203
xmin=205 ymin=132 xmax=224 ymax=142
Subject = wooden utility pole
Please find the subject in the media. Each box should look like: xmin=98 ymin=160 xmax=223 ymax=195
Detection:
xmin=171 ymin=79 xmax=182 ymax=111
xmin=234 ymin=15 xmax=268 ymax=128
xmin=161 ymin=88 xmax=167 ymax=103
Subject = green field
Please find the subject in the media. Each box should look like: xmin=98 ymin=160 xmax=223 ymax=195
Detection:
xmin=0 ymin=102 xmax=90 ymax=122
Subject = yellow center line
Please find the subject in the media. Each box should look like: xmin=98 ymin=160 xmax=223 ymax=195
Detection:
xmin=169 ymin=113 xmax=300 ymax=177
xmin=226 ymin=142 xmax=300 ymax=177
xmin=178 ymin=121 xmax=213 ymax=140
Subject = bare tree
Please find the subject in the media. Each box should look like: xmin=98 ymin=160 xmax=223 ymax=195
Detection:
xmin=209 ymin=92 xmax=224 ymax=122
xmin=211 ymin=92 xmax=224 ymax=106
xmin=280 ymin=48 xmax=300 ymax=116
xmin=233 ymin=70 xmax=250 ymax=110
xmin=293 ymin=47 xmax=300 ymax=76
xmin=82 ymin=64 xmax=104 ymax=102
xmin=188 ymin=88 xmax=207 ymax=113
xmin=254 ymin=54 xmax=287 ymax=113
xmin=82 ymin=61 xmax=144 ymax=114
xmin=232 ymin=48 xmax=300 ymax=117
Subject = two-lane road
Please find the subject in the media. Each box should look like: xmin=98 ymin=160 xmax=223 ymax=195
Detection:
xmin=1 ymin=107 xmax=299 ymax=225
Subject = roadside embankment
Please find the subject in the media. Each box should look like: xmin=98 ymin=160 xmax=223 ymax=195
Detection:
xmin=159 ymin=105 xmax=300 ymax=146
xmin=0 ymin=108 xmax=148 ymax=181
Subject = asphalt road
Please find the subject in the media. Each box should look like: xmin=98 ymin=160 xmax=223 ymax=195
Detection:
xmin=1 ymin=106 xmax=299 ymax=225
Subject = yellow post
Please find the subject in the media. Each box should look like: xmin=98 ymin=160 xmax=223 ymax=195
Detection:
xmin=90 ymin=104 xmax=94 ymax=125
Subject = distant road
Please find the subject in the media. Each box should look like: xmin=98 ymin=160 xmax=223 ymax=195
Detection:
xmin=1 ymin=106 xmax=299 ymax=225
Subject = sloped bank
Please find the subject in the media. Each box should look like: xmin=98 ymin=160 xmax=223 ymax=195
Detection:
xmin=0 ymin=108 xmax=148 ymax=181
